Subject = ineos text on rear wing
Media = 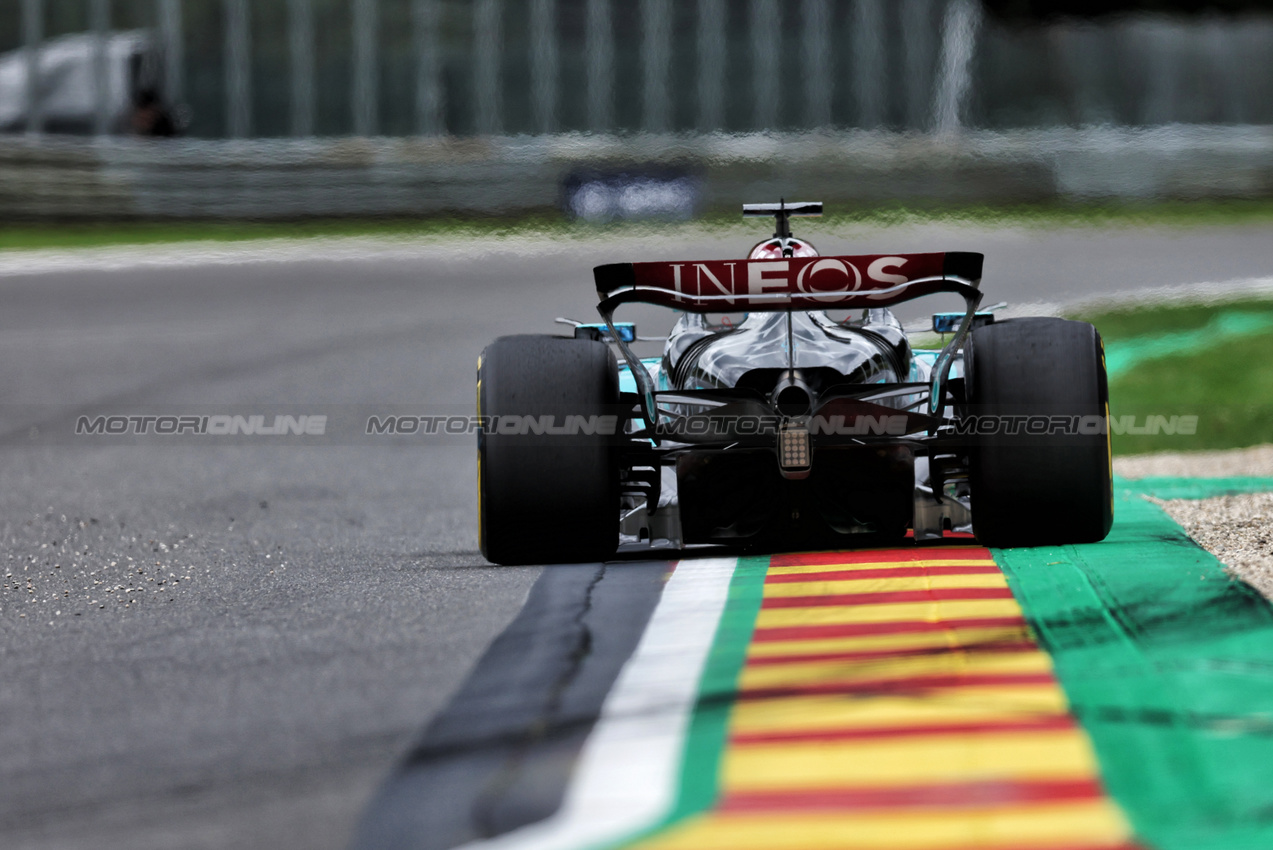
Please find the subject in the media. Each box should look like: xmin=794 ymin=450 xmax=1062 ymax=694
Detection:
xmin=594 ymin=252 xmax=983 ymax=313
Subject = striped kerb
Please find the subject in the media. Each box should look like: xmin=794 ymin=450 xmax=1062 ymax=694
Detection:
xmin=633 ymin=546 xmax=1141 ymax=850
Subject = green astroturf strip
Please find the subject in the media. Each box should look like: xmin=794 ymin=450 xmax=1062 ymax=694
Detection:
xmin=1128 ymin=476 xmax=1273 ymax=500
xmin=995 ymin=486 xmax=1273 ymax=850
xmin=598 ymin=556 xmax=769 ymax=850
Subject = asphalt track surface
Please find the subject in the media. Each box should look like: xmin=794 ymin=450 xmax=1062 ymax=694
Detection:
xmin=1 ymin=222 xmax=1271 ymax=850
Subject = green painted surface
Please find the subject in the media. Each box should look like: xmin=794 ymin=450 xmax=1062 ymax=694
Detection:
xmin=1128 ymin=476 xmax=1273 ymax=500
xmin=1104 ymin=312 xmax=1273 ymax=380
xmin=598 ymin=556 xmax=768 ymax=850
xmin=1075 ymin=298 xmax=1273 ymax=348
xmin=996 ymin=485 xmax=1273 ymax=850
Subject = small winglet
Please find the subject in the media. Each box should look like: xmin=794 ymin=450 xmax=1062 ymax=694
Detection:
xmin=742 ymin=201 xmax=823 ymax=217
xmin=743 ymin=200 xmax=823 ymax=239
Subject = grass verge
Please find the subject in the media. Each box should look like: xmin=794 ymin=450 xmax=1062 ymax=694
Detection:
xmin=3 ymin=198 xmax=1273 ymax=252
xmin=0 ymin=213 xmax=572 ymax=252
xmin=1075 ymin=298 xmax=1273 ymax=455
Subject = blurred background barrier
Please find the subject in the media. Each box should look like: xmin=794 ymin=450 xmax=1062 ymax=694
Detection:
xmin=1 ymin=0 xmax=1272 ymax=218
xmin=4 ymin=127 xmax=1273 ymax=219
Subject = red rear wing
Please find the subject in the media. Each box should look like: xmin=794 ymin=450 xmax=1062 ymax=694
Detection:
xmin=594 ymin=251 xmax=982 ymax=312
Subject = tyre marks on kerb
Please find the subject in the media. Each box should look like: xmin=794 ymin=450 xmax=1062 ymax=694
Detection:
xmin=457 ymin=557 xmax=736 ymax=850
xmin=631 ymin=547 xmax=1138 ymax=850
xmin=352 ymin=560 xmax=675 ymax=850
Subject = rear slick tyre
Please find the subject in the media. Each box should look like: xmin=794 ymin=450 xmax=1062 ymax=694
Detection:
xmin=964 ymin=318 xmax=1113 ymax=548
xmin=477 ymin=335 xmax=620 ymax=565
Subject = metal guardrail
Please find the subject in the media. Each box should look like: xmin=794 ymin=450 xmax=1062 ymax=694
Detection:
xmin=3 ymin=126 xmax=1271 ymax=220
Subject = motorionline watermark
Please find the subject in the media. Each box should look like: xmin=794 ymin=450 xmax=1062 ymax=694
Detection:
xmin=366 ymin=415 xmax=620 ymax=436
xmin=66 ymin=411 xmax=1201 ymax=440
xmin=361 ymin=413 xmax=1199 ymax=438
xmin=945 ymin=414 xmax=1199 ymax=437
xmin=76 ymin=414 xmax=327 ymax=436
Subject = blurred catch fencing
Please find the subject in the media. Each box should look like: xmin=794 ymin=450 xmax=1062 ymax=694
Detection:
xmin=1 ymin=0 xmax=1272 ymax=218
xmin=4 ymin=126 xmax=1272 ymax=219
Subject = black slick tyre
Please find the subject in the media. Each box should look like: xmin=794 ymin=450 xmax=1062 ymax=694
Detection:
xmin=964 ymin=318 xmax=1113 ymax=547
xmin=477 ymin=335 xmax=620 ymax=565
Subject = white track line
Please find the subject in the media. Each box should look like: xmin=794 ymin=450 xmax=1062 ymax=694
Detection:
xmin=455 ymin=556 xmax=738 ymax=850
xmin=0 ymin=228 xmax=739 ymax=279
xmin=995 ymin=276 xmax=1273 ymax=320
xmin=0 ymin=237 xmax=577 ymax=278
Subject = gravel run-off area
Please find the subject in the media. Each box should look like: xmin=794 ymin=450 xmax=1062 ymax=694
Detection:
xmin=1114 ymin=444 xmax=1273 ymax=599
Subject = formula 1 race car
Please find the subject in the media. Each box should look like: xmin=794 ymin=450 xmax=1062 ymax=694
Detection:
xmin=477 ymin=202 xmax=1113 ymax=565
